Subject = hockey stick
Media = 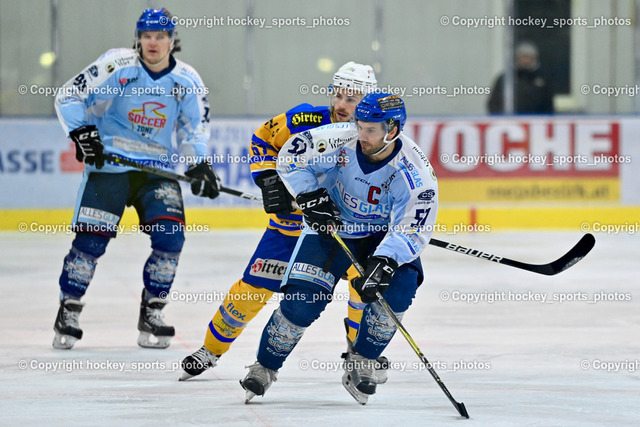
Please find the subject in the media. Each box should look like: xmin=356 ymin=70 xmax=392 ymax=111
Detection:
xmin=332 ymin=231 xmax=470 ymax=419
xmin=101 ymin=154 xmax=263 ymax=202
xmin=98 ymin=156 xmax=596 ymax=276
xmin=429 ymin=233 xmax=595 ymax=276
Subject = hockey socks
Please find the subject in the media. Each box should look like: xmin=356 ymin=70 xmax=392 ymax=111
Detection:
xmin=346 ymin=279 xmax=366 ymax=342
xmin=204 ymin=279 xmax=273 ymax=355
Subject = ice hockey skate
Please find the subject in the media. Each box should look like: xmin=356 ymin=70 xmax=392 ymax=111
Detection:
xmin=179 ymin=346 xmax=220 ymax=381
xmin=240 ymin=361 xmax=278 ymax=403
xmin=343 ymin=318 xmax=389 ymax=385
xmin=52 ymin=299 xmax=85 ymax=349
xmin=341 ymin=346 xmax=381 ymax=405
xmin=137 ymin=290 xmax=174 ymax=349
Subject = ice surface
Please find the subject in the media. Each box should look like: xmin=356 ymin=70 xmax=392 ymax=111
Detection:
xmin=0 ymin=230 xmax=638 ymax=426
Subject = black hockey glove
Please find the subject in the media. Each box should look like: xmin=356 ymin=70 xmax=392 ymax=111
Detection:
xmin=69 ymin=124 xmax=105 ymax=169
xmin=296 ymin=188 xmax=342 ymax=239
xmin=184 ymin=162 xmax=220 ymax=199
xmin=254 ymin=170 xmax=294 ymax=215
xmin=352 ymin=256 xmax=398 ymax=303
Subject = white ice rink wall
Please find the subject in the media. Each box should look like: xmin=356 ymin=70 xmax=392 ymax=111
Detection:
xmin=1 ymin=0 xmax=637 ymax=116
xmin=1 ymin=117 xmax=639 ymax=232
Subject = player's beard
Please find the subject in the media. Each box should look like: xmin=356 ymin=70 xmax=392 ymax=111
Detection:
xmin=333 ymin=107 xmax=351 ymax=122
xmin=360 ymin=139 xmax=393 ymax=158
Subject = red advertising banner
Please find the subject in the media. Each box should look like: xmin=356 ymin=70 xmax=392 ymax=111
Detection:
xmin=404 ymin=119 xmax=623 ymax=202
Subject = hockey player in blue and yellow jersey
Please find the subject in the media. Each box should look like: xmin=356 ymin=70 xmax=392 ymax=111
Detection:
xmin=180 ymin=62 xmax=378 ymax=379
xmin=52 ymin=8 xmax=219 ymax=350
xmin=240 ymin=93 xmax=439 ymax=405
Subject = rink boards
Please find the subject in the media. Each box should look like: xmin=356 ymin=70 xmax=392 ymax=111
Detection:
xmin=1 ymin=116 xmax=639 ymax=231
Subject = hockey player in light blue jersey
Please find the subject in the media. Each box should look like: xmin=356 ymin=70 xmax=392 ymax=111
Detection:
xmin=179 ymin=62 xmax=380 ymax=381
xmin=52 ymin=8 xmax=219 ymax=350
xmin=241 ymin=92 xmax=439 ymax=404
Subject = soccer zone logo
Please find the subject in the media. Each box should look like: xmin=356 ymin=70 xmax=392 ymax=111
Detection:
xmin=249 ymin=258 xmax=288 ymax=280
xmin=128 ymin=102 xmax=167 ymax=137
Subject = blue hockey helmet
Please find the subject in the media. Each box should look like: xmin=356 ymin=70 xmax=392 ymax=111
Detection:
xmin=136 ymin=8 xmax=175 ymax=35
xmin=355 ymin=92 xmax=407 ymax=132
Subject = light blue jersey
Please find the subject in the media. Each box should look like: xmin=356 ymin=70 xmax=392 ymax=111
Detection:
xmin=55 ymin=48 xmax=210 ymax=173
xmin=277 ymin=122 xmax=439 ymax=265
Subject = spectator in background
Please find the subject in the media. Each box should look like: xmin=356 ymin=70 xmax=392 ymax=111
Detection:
xmin=488 ymin=41 xmax=554 ymax=114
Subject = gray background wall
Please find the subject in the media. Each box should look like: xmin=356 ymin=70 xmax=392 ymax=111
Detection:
xmin=0 ymin=0 xmax=636 ymax=117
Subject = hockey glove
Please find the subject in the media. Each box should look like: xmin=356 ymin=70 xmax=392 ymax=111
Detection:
xmin=353 ymin=256 xmax=398 ymax=303
xmin=255 ymin=170 xmax=294 ymax=215
xmin=69 ymin=124 xmax=105 ymax=169
xmin=296 ymin=188 xmax=342 ymax=239
xmin=184 ymin=162 xmax=220 ymax=199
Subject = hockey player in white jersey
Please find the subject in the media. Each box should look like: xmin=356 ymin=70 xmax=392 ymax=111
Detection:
xmin=240 ymin=92 xmax=439 ymax=404
xmin=52 ymin=8 xmax=219 ymax=349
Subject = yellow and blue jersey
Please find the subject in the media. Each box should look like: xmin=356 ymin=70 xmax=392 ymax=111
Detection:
xmin=250 ymin=103 xmax=334 ymax=236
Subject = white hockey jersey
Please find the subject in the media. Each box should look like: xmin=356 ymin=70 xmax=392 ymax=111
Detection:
xmin=277 ymin=122 xmax=439 ymax=265
xmin=55 ymin=48 xmax=210 ymax=173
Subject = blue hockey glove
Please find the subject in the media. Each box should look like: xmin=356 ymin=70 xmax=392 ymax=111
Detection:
xmin=296 ymin=188 xmax=342 ymax=238
xmin=255 ymin=170 xmax=294 ymax=215
xmin=185 ymin=162 xmax=220 ymax=199
xmin=353 ymin=256 xmax=398 ymax=303
xmin=69 ymin=125 xmax=104 ymax=169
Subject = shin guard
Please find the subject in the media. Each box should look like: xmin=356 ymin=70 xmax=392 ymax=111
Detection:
xmin=353 ymin=301 xmax=404 ymax=360
xmin=59 ymin=247 xmax=98 ymax=298
xmin=143 ymin=250 xmax=180 ymax=297
xmin=256 ymin=306 xmax=307 ymax=371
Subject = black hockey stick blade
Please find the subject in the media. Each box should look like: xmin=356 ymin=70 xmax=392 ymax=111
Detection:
xmin=429 ymin=233 xmax=595 ymax=276
xmin=456 ymin=401 xmax=470 ymax=419
xmin=536 ymin=233 xmax=596 ymax=275
xmin=411 ymin=346 xmax=469 ymax=418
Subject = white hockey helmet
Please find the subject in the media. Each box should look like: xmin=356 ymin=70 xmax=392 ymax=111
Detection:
xmin=332 ymin=61 xmax=377 ymax=94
